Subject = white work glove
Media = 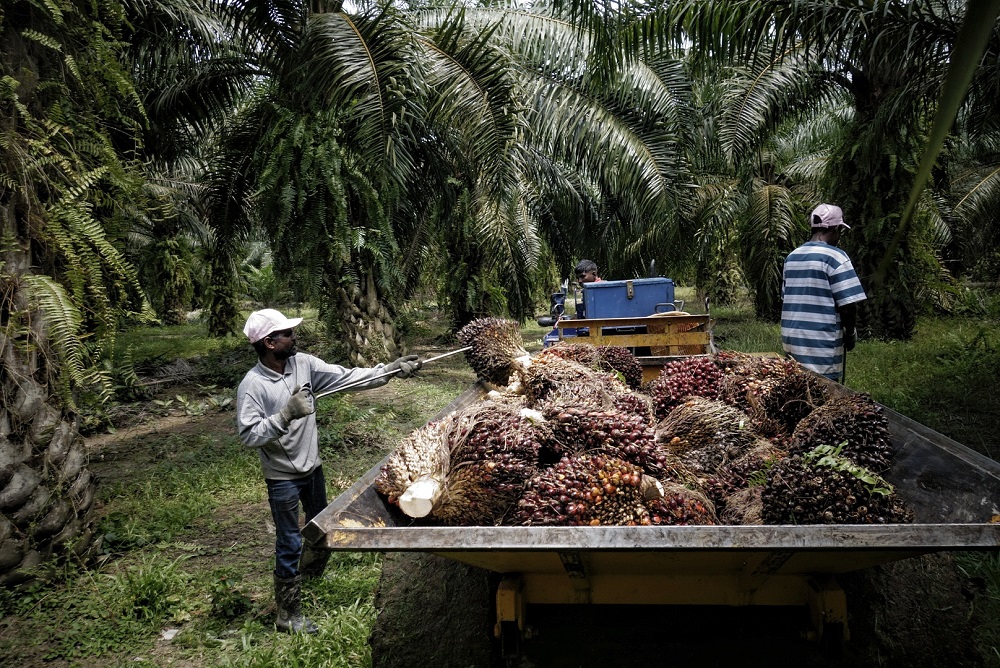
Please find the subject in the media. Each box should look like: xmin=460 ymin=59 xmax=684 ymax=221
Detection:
xmin=279 ymin=385 xmax=314 ymax=423
xmin=386 ymin=355 xmax=422 ymax=378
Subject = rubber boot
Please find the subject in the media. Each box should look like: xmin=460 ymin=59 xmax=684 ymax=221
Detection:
xmin=274 ymin=574 xmax=319 ymax=634
xmin=299 ymin=546 xmax=330 ymax=581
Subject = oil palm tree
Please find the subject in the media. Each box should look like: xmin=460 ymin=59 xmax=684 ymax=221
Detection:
xmin=198 ymin=0 xmax=463 ymax=360
xmin=940 ymin=120 xmax=1000 ymax=287
xmin=413 ymin=2 xmax=694 ymax=317
xmin=118 ymin=0 xmax=258 ymax=329
xmin=198 ymin=0 xmax=695 ymax=358
xmin=1 ymin=0 xmax=156 ymax=583
xmin=661 ymin=0 xmax=1000 ymax=338
xmin=679 ymin=53 xmax=839 ymax=318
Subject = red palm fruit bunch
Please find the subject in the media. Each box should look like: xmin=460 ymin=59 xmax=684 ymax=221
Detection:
xmin=645 ymin=482 xmax=717 ymax=525
xmin=761 ymin=449 xmax=913 ymax=525
xmin=429 ymin=400 xmax=543 ymax=526
xmin=647 ymin=356 xmax=723 ymax=419
xmin=788 ymin=394 xmax=894 ymax=474
xmin=510 ymin=454 xmax=649 ymax=526
xmin=539 ymin=403 xmax=669 ymax=476
xmin=611 ymin=390 xmax=656 ymax=423
xmin=715 ymin=353 xmax=798 ymax=418
xmin=457 ymin=317 xmax=530 ymax=386
xmin=539 ymin=342 xmax=644 ymax=389
xmin=654 ymin=396 xmax=760 ymax=478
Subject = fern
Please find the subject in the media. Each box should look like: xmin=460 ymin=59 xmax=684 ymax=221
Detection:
xmin=20 ymin=28 xmax=63 ymax=52
xmin=20 ymin=275 xmax=92 ymax=407
xmin=2 ymin=0 xmax=154 ymax=410
xmin=802 ymin=443 xmax=895 ymax=498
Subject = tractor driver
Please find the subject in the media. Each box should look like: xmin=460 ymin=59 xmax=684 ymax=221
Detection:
xmin=574 ymin=259 xmax=603 ymax=284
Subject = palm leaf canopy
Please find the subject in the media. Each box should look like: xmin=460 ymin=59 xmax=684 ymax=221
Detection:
xmin=414 ymin=2 xmax=694 ymax=277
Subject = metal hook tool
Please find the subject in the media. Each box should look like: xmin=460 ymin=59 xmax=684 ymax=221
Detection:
xmin=312 ymin=346 xmax=472 ymax=400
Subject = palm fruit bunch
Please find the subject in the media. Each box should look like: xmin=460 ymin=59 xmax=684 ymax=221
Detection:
xmin=539 ymin=343 xmax=643 ymax=389
xmin=427 ymin=400 xmax=543 ymax=525
xmin=719 ymin=486 xmax=764 ymax=525
xmin=645 ymin=482 xmax=717 ymax=525
xmin=761 ymin=447 xmax=913 ymax=524
xmin=375 ymin=418 xmax=453 ymax=518
xmin=647 ymin=356 xmax=723 ymax=419
xmin=510 ymin=454 xmax=649 ymax=526
xmin=540 ymin=404 xmax=669 ymax=476
xmin=517 ymin=354 xmax=628 ymax=409
xmin=715 ymin=352 xmax=804 ymax=436
xmin=611 ymin=389 xmax=657 ymax=423
xmin=788 ymin=394 xmax=894 ymax=474
xmin=750 ymin=371 xmax=830 ymax=437
xmin=654 ymin=397 xmax=759 ymax=477
xmin=704 ymin=439 xmax=785 ymax=513
xmin=457 ymin=317 xmax=530 ymax=386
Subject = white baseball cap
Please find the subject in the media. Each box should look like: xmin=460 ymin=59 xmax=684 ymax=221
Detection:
xmin=810 ymin=203 xmax=850 ymax=229
xmin=243 ymin=309 xmax=303 ymax=343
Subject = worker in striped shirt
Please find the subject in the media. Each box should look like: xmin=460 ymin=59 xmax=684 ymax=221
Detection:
xmin=780 ymin=204 xmax=867 ymax=381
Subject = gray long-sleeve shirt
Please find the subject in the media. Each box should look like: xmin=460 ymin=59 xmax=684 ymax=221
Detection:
xmin=236 ymin=353 xmax=392 ymax=480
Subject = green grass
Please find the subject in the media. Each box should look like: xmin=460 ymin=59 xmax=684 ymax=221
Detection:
xmin=116 ymin=322 xmax=239 ymax=365
xmin=710 ymin=305 xmax=783 ymax=353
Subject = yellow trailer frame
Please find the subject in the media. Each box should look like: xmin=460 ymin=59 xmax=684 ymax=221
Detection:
xmin=489 ymin=549 xmax=850 ymax=643
xmin=555 ymin=313 xmax=713 ymax=383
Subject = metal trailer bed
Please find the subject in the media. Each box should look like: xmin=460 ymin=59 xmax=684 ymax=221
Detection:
xmin=303 ymin=380 xmax=1000 ymax=644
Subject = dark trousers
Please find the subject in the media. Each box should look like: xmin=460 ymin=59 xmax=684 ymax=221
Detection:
xmin=266 ymin=466 xmax=328 ymax=579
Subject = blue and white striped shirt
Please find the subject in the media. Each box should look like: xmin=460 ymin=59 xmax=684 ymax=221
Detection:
xmin=780 ymin=241 xmax=867 ymax=380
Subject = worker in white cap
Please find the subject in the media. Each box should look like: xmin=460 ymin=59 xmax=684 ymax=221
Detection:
xmin=236 ymin=308 xmax=421 ymax=634
xmin=780 ymin=204 xmax=867 ymax=381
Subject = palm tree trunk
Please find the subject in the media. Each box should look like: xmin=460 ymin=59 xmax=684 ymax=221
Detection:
xmin=333 ymin=269 xmax=402 ymax=366
xmin=0 ymin=205 xmax=99 ymax=585
xmin=206 ymin=238 xmax=243 ymax=338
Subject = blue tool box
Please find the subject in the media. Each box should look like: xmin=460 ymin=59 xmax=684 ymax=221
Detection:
xmin=581 ymin=278 xmax=675 ymax=318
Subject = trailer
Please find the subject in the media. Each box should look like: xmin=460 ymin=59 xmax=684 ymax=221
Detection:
xmin=303 ymin=379 xmax=1000 ymax=657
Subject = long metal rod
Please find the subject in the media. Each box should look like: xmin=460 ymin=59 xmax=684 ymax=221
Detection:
xmin=313 ymin=346 xmax=472 ymax=400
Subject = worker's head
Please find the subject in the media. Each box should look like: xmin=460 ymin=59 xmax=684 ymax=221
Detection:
xmin=809 ymin=203 xmax=850 ymax=245
xmin=244 ymin=308 xmax=302 ymax=357
xmin=574 ymin=259 xmax=600 ymax=284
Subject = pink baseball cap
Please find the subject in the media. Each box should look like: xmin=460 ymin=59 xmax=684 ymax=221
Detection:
xmin=243 ymin=309 xmax=303 ymax=343
xmin=810 ymin=203 xmax=850 ymax=229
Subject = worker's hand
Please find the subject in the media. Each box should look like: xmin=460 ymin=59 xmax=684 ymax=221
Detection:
xmin=844 ymin=328 xmax=858 ymax=352
xmin=279 ymin=385 xmax=314 ymax=423
xmin=387 ymin=355 xmax=422 ymax=378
